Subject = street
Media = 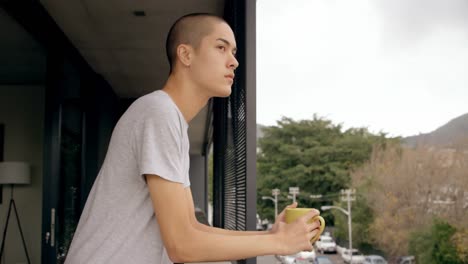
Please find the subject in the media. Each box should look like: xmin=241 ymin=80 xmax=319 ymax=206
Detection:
xmin=257 ymin=253 xmax=345 ymax=264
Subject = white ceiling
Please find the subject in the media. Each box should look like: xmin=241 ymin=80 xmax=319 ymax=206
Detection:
xmin=39 ymin=0 xmax=225 ymax=155
xmin=39 ymin=0 xmax=224 ymax=98
xmin=1 ymin=0 xmax=224 ymax=155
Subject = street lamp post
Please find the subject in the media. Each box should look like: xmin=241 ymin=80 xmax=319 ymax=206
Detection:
xmin=262 ymin=188 xmax=281 ymax=217
xmin=321 ymin=205 xmax=352 ymax=260
xmin=272 ymin=189 xmax=280 ymax=217
xmin=289 ymin=187 xmax=300 ymax=203
xmin=321 ymin=189 xmax=355 ymax=260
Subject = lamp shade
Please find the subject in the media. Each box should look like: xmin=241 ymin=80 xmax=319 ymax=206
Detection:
xmin=0 ymin=162 xmax=31 ymax=185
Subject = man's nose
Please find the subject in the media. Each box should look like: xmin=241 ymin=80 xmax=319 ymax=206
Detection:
xmin=230 ymin=56 xmax=239 ymax=70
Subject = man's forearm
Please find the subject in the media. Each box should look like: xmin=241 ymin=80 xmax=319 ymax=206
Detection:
xmin=196 ymin=222 xmax=271 ymax=236
xmin=175 ymin=227 xmax=280 ymax=263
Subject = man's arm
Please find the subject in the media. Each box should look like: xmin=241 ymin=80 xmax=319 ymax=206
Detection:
xmin=196 ymin=224 xmax=270 ymax=236
xmin=184 ymin=188 xmax=271 ymax=236
xmin=145 ymin=174 xmax=283 ymax=263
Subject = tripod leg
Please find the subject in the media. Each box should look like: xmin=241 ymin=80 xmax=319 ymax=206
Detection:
xmin=12 ymin=200 xmax=31 ymax=264
xmin=0 ymin=199 xmax=13 ymax=260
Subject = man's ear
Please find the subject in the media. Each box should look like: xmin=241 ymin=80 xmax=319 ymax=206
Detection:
xmin=176 ymin=44 xmax=193 ymax=67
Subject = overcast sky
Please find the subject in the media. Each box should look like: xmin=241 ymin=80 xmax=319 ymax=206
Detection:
xmin=256 ymin=0 xmax=468 ymax=137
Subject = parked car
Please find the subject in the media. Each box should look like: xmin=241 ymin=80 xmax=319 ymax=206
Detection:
xmin=278 ymin=250 xmax=316 ymax=264
xmin=336 ymin=245 xmax=346 ymax=255
xmin=364 ymin=255 xmax=387 ymax=264
xmin=341 ymin=249 xmax=365 ymax=264
xmin=294 ymin=250 xmax=317 ymax=264
xmin=256 ymin=214 xmax=263 ymax=230
xmin=315 ymin=256 xmax=335 ymax=264
xmin=278 ymin=254 xmax=296 ymax=264
xmin=396 ymin=256 xmax=415 ymax=264
xmin=316 ymin=236 xmax=337 ymax=253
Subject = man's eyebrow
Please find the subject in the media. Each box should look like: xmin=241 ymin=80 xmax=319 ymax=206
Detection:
xmin=216 ymin=38 xmax=237 ymax=52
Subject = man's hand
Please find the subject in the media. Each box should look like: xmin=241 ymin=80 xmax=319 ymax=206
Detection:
xmin=274 ymin=209 xmax=322 ymax=255
xmin=270 ymin=202 xmax=298 ymax=234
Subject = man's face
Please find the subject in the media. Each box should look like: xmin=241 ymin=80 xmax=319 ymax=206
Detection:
xmin=189 ymin=22 xmax=239 ymax=98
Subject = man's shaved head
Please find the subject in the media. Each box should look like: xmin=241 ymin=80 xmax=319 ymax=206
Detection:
xmin=165 ymin=13 xmax=227 ymax=73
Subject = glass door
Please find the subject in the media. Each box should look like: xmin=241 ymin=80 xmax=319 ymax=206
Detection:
xmin=55 ymin=100 xmax=83 ymax=262
xmin=43 ymin=97 xmax=84 ymax=264
xmin=42 ymin=56 xmax=85 ymax=263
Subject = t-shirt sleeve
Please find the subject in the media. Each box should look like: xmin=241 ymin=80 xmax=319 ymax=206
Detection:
xmin=134 ymin=108 xmax=185 ymax=185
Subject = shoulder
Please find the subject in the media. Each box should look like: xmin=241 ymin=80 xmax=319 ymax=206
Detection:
xmin=136 ymin=90 xmax=176 ymax=112
xmin=129 ymin=91 xmax=187 ymax=137
xmin=128 ymin=90 xmax=180 ymax=123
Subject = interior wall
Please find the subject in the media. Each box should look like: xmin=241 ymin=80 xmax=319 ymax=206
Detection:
xmin=0 ymin=84 xmax=44 ymax=264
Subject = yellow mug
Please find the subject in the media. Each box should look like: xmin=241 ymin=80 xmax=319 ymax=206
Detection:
xmin=285 ymin=208 xmax=325 ymax=243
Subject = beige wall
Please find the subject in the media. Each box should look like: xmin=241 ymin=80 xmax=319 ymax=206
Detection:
xmin=0 ymin=85 xmax=44 ymax=264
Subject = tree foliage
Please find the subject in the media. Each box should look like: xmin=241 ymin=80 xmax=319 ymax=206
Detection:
xmin=409 ymin=219 xmax=463 ymax=264
xmin=452 ymin=228 xmax=468 ymax=263
xmin=352 ymin=142 xmax=468 ymax=260
xmin=331 ymin=193 xmax=383 ymax=255
xmin=257 ymin=116 xmax=388 ymax=221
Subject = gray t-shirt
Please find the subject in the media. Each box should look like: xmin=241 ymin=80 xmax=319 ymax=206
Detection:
xmin=65 ymin=90 xmax=190 ymax=264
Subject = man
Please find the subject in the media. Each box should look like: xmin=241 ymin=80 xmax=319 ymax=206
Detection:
xmin=65 ymin=13 xmax=322 ymax=264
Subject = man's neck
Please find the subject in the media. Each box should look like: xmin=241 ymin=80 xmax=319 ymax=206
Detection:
xmin=161 ymin=74 xmax=210 ymax=124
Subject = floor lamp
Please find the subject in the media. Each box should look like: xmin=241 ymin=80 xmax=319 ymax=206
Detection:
xmin=0 ymin=162 xmax=31 ymax=264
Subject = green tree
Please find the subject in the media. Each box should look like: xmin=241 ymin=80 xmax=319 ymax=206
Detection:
xmin=452 ymin=228 xmax=468 ymax=263
xmin=327 ymin=191 xmax=385 ymax=257
xmin=409 ymin=219 xmax=463 ymax=264
xmin=257 ymin=116 xmax=387 ymax=222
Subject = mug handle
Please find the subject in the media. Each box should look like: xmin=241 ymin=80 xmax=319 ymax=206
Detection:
xmin=310 ymin=215 xmax=325 ymax=243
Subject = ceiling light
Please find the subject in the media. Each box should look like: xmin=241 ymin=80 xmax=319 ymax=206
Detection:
xmin=133 ymin=11 xmax=146 ymax=17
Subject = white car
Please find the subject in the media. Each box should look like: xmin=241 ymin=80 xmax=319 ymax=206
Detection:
xmin=278 ymin=254 xmax=296 ymax=264
xmin=294 ymin=250 xmax=316 ymax=264
xmin=396 ymin=256 xmax=416 ymax=264
xmin=315 ymin=236 xmax=337 ymax=253
xmin=342 ymin=249 xmax=365 ymax=264
xmin=364 ymin=255 xmax=388 ymax=264
xmin=336 ymin=245 xmax=346 ymax=255
xmin=256 ymin=214 xmax=263 ymax=230
xmin=278 ymin=250 xmax=317 ymax=264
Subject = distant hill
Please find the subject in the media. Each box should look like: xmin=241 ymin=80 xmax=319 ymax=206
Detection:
xmin=258 ymin=113 xmax=468 ymax=148
xmin=404 ymin=113 xmax=468 ymax=148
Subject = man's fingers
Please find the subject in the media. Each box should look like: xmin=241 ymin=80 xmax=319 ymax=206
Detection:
xmin=308 ymin=229 xmax=319 ymax=241
xmin=277 ymin=210 xmax=286 ymax=218
xmin=307 ymin=221 xmax=321 ymax=232
xmin=301 ymin=209 xmax=320 ymax=222
xmin=277 ymin=202 xmax=297 ymax=221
